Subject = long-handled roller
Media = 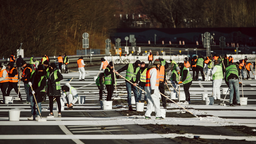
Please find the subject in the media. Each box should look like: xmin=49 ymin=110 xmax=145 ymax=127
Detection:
xmin=219 ymin=88 xmax=230 ymax=106
xmin=115 ymin=72 xmax=198 ymax=118
xmin=30 ymin=85 xmax=46 ymax=122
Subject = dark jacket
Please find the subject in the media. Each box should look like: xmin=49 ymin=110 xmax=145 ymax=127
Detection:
xmin=47 ymin=69 xmax=63 ymax=96
xmin=31 ymin=73 xmax=47 ymax=102
xmin=21 ymin=65 xmax=32 ymax=83
xmin=16 ymin=57 xmax=23 ymax=67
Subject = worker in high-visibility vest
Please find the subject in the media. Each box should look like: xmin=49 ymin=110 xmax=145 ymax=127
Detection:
xmin=21 ymin=61 xmax=33 ymax=103
xmin=159 ymin=59 xmax=167 ymax=109
xmin=30 ymin=56 xmax=35 ymax=70
xmin=178 ymin=63 xmax=193 ymax=104
xmin=228 ymin=56 xmax=234 ymax=64
xmin=170 ymin=66 xmax=179 ymax=98
xmin=138 ymin=62 xmax=148 ymax=103
xmin=100 ymin=58 xmax=109 ymax=71
xmin=224 ymin=54 xmax=229 ymax=68
xmin=205 ymin=57 xmax=213 ymax=81
xmin=145 ymin=60 xmax=163 ymax=120
xmin=41 ymin=55 xmax=48 ymax=64
xmin=148 ymin=52 xmax=153 ymax=65
xmin=61 ymin=83 xmax=78 ymax=110
xmin=9 ymin=54 xmax=15 ymax=65
xmin=63 ymin=54 xmax=69 ymax=73
xmin=77 ymin=56 xmax=86 ymax=81
xmin=196 ymin=55 xmax=205 ymax=81
xmin=245 ymin=62 xmax=253 ymax=80
xmin=204 ymin=56 xmax=210 ymax=74
xmin=225 ymin=63 xmax=241 ymax=106
xmin=6 ymin=63 xmax=22 ymax=101
xmin=169 ymin=59 xmax=178 ymax=72
xmin=104 ymin=62 xmax=116 ymax=101
xmin=0 ymin=64 xmax=9 ymax=104
xmin=116 ymin=60 xmax=141 ymax=111
xmin=191 ymin=56 xmax=197 ymax=80
xmin=212 ymin=60 xmax=223 ymax=100
xmin=184 ymin=57 xmax=190 ymax=69
xmin=239 ymin=59 xmax=245 ymax=79
xmin=28 ymin=64 xmax=47 ymax=121
xmin=96 ymin=73 xmax=105 ymax=101
xmin=58 ymin=55 xmax=63 ymax=71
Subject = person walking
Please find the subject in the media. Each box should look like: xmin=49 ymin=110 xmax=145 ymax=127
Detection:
xmin=225 ymin=63 xmax=241 ymax=106
xmin=47 ymin=63 xmax=63 ymax=117
xmin=191 ymin=56 xmax=197 ymax=80
xmin=96 ymin=73 xmax=105 ymax=101
xmin=6 ymin=63 xmax=22 ymax=101
xmin=178 ymin=63 xmax=193 ymax=104
xmin=196 ymin=55 xmax=205 ymax=81
xmin=104 ymin=62 xmax=116 ymax=101
xmin=137 ymin=62 xmax=147 ymax=103
xmin=21 ymin=61 xmax=33 ymax=103
xmin=148 ymin=52 xmax=153 ymax=65
xmin=100 ymin=58 xmax=109 ymax=71
xmin=63 ymin=54 xmax=69 ymax=73
xmin=57 ymin=55 xmax=63 ymax=71
xmin=0 ymin=64 xmax=9 ymax=104
xmin=212 ymin=60 xmax=223 ymax=100
xmin=28 ymin=65 xmax=47 ymax=121
xmin=16 ymin=55 xmax=23 ymax=79
xmin=61 ymin=83 xmax=78 ymax=110
xmin=144 ymin=60 xmax=162 ymax=119
xmin=117 ymin=60 xmax=141 ymax=111
xmin=77 ymin=56 xmax=86 ymax=81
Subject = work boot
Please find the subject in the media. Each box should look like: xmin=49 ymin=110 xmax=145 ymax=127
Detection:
xmin=128 ymin=105 xmax=133 ymax=111
xmin=28 ymin=115 xmax=34 ymax=121
xmin=58 ymin=113 xmax=61 ymax=117
xmin=145 ymin=116 xmax=151 ymax=120
xmin=35 ymin=115 xmax=41 ymax=121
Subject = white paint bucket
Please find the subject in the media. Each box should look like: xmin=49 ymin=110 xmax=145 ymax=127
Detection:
xmin=160 ymin=109 xmax=166 ymax=118
xmin=131 ymin=96 xmax=136 ymax=105
xmin=5 ymin=96 xmax=13 ymax=104
xmin=179 ymin=92 xmax=186 ymax=101
xmin=205 ymin=97 xmax=210 ymax=105
xmin=222 ymin=88 xmax=229 ymax=95
xmin=171 ymin=92 xmax=177 ymax=99
xmin=9 ymin=109 xmax=20 ymax=121
xmin=94 ymin=76 xmax=97 ymax=81
xmin=136 ymin=102 xmax=144 ymax=112
xmin=202 ymin=93 xmax=208 ymax=101
xmin=240 ymin=97 xmax=248 ymax=106
xmin=103 ymin=101 xmax=112 ymax=110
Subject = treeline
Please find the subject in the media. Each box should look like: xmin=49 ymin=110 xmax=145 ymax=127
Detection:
xmin=0 ymin=0 xmax=119 ymax=57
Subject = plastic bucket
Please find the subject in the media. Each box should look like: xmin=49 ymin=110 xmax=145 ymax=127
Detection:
xmin=171 ymin=92 xmax=177 ymax=99
xmin=179 ymin=92 xmax=186 ymax=101
xmin=240 ymin=97 xmax=248 ymax=106
xmin=103 ymin=101 xmax=112 ymax=110
xmin=131 ymin=96 xmax=136 ymax=105
xmin=136 ymin=102 xmax=144 ymax=112
xmin=205 ymin=97 xmax=210 ymax=105
xmin=202 ymin=93 xmax=208 ymax=101
xmin=94 ymin=76 xmax=97 ymax=81
xmin=5 ymin=96 xmax=13 ymax=104
xmin=9 ymin=109 xmax=20 ymax=121
xmin=160 ymin=109 xmax=166 ymax=118
xmin=222 ymin=88 xmax=229 ymax=95
xmin=209 ymin=96 xmax=214 ymax=105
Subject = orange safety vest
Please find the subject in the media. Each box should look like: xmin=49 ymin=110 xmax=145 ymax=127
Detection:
xmin=145 ymin=67 xmax=159 ymax=87
xmin=22 ymin=67 xmax=32 ymax=82
xmin=192 ymin=59 xmax=197 ymax=67
xmin=239 ymin=59 xmax=245 ymax=69
xmin=184 ymin=61 xmax=191 ymax=68
xmin=159 ymin=66 xmax=165 ymax=82
xmin=102 ymin=61 xmax=108 ymax=70
xmin=0 ymin=69 xmax=9 ymax=83
xmin=58 ymin=56 xmax=63 ymax=63
xmin=204 ymin=57 xmax=210 ymax=64
xmin=245 ymin=63 xmax=252 ymax=71
xmin=148 ymin=55 xmax=153 ymax=61
xmin=77 ymin=59 xmax=84 ymax=68
xmin=10 ymin=55 xmax=15 ymax=62
xmin=8 ymin=67 xmax=18 ymax=83
xmin=229 ymin=57 xmax=234 ymax=63
xmin=214 ymin=56 xmax=219 ymax=61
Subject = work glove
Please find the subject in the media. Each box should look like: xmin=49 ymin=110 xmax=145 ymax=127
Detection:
xmin=151 ymin=90 xmax=154 ymax=94
xmin=32 ymin=91 xmax=35 ymax=95
xmin=28 ymin=82 xmax=32 ymax=86
xmin=178 ymin=81 xmax=183 ymax=84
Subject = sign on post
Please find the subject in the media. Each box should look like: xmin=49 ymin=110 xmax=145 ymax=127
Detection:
xmin=82 ymin=32 xmax=89 ymax=48
xmin=105 ymin=39 xmax=111 ymax=55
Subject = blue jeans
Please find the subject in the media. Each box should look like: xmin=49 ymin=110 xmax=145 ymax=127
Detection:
xmin=137 ymin=85 xmax=147 ymax=102
xmin=229 ymin=79 xmax=240 ymax=104
xmin=24 ymin=83 xmax=32 ymax=102
xmin=240 ymin=69 xmax=244 ymax=79
xmin=30 ymin=96 xmax=41 ymax=117
xmin=126 ymin=81 xmax=138 ymax=105
xmin=171 ymin=80 xmax=178 ymax=98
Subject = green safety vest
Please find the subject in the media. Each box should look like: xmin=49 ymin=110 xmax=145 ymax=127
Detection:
xmin=196 ymin=58 xmax=204 ymax=68
xmin=30 ymin=57 xmax=35 ymax=64
xmin=182 ymin=67 xmax=192 ymax=84
xmin=42 ymin=57 xmax=47 ymax=64
xmin=104 ymin=67 xmax=116 ymax=85
xmin=38 ymin=76 xmax=46 ymax=92
xmin=170 ymin=70 xmax=179 ymax=81
xmin=64 ymin=56 xmax=69 ymax=64
xmin=172 ymin=61 xmax=177 ymax=70
xmin=48 ymin=69 xmax=61 ymax=90
xmin=126 ymin=63 xmax=140 ymax=81
xmin=30 ymin=70 xmax=35 ymax=79
xmin=96 ymin=75 xmax=104 ymax=86
xmin=225 ymin=64 xmax=239 ymax=82
xmin=208 ymin=60 xmax=213 ymax=69
xmin=140 ymin=68 xmax=147 ymax=83
xmin=212 ymin=65 xmax=223 ymax=80
xmin=46 ymin=68 xmax=50 ymax=78
xmin=161 ymin=60 xmax=166 ymax=66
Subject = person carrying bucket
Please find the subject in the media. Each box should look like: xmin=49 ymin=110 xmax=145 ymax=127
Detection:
xmin=61 ymin=83 xmax=78 ymax=110
xmin=96 ymin=73 xmax=105 ymax=101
